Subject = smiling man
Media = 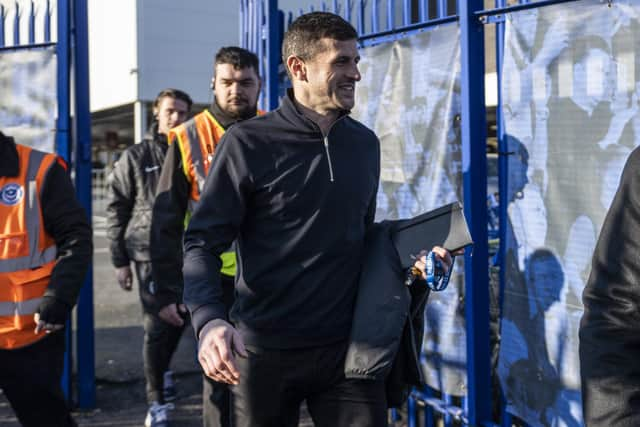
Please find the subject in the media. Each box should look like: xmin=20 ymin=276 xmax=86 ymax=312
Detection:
xmin=182 ymin=12 xmax=453 ymax=426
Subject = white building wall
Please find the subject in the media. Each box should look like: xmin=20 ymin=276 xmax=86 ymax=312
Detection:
xmin=88 ymin=0 xmax=138 ymax=112
xmin=137 ymin=0 xmax=238 ymax=105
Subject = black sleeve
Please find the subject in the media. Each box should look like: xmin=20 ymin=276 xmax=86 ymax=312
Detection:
xmin=150 ymin=142 xmax=190 ymax=309
xmin=106 ymin=149 xmax=134 ymax=268
xmin=182 ymin=130 xmax=250 ymax=337
xmin=579 ymin=147 xmax=640 ymax=426
xmin=40 ymin=162 xmax=92 ymax=307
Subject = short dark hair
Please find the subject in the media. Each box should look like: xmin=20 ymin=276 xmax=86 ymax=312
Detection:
xmin=215 ymin=46 xmax=260 ymax=76
xmin=154 ymin=88 xmax=193 ymax=111
xmin=282 ymin=12 xmax=358 ymax=64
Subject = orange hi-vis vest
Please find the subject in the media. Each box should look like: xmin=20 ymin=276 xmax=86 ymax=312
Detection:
xmin=168 ymin=109 xmax=263 ymax=277
xmin=0 ymin=145 xmax=58 ymax=349
xmin=168 ymin=110 xmax=226 ymax=203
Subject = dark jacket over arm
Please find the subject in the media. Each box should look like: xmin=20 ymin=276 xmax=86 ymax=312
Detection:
xmin=580 ymin=146 xmax=640 ymax=427
xmin=150 ymin=141 xmax=191 ymax=309
xmin=41 ymin=162 xmax=93 ymax=307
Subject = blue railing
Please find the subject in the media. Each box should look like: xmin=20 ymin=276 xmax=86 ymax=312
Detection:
xmin=0 ymin=0 xmax=94 ymax=409
xmin=239 ymin=0 xmax=589 ymax=426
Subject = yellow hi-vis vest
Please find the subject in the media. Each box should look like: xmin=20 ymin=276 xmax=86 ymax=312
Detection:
xmin=0 ymin=145 xmax=58 ymax=349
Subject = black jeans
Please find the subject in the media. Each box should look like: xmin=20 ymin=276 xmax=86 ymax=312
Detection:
xmin=0 ymin=331 xmax=76 ymax=427
xmin=231 ymin=340 xmax=387 ymax=427
xmin=135 ymin=261 xmax=186 ymax=404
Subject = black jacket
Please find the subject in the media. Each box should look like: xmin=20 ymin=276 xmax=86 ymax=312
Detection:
xmin=344 ymin=221 xmax=429 ymax=408
xmin=0 ymin=132 xmax=92 ymax=312
xmin=107 ymin=125 xmax=167 ymax=267
xmin=183 ymin=91 xmax=380 ymax=349
xmin=580 ymin=146 xmax=640 ymax=426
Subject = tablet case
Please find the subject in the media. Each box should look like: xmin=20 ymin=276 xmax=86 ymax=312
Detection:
xmin=391 ymin=201 xmax=473 ymax=270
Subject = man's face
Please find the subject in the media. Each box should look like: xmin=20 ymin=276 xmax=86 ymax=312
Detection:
xmin=302 ymin=38 xmax=361 ymax=112
xmin=213 ymin=63 xmax=260 ymax=118
xmin=155 ymin=96 xmax=189 ymax=135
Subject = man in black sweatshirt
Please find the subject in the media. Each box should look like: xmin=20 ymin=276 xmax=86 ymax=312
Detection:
xmin=106 ymin=88 xmax=192 ymax=427
xmin=183 ymin=12 xmax=454 ymax=426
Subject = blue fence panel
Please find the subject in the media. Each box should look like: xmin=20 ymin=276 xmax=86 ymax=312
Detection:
xmin=0 ymin=0 xmax=94 ymax=409
xmin=239 ymin=0 xmax=595 ymax=425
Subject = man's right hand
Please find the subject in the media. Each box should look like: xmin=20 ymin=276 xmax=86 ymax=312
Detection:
xmin=159 ymin=303 xmax=187 ymax=327
xmin=198 ymin=319 xmax=247 ymax=385
xmin=116 ymin=266 xmax=133 ymax=291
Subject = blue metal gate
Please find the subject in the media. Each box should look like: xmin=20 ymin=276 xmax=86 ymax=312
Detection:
xmin=239 ymin=0 xmax=587 ymax=426
xmin=0 ymin=0 xmax=95 ymax=409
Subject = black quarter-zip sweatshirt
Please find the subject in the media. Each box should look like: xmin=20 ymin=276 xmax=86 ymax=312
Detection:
xmin=183 ymin=91 xmax=380 ymax=349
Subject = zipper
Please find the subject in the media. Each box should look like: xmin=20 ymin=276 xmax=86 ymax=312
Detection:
xmin=321 ymin=115 xmax=346 ymax=183
xmin=323 ymin=136 xmax=335 ymax=182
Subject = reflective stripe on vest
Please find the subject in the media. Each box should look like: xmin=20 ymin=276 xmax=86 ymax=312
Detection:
xmin=0 ymin=146 xmax=58 ymax=349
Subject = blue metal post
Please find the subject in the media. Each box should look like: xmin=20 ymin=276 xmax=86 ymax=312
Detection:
xmin=357 ymin=0 xmax=365 ymax=35
xmin=44 ymin=0 xmax=50 ymax=42
xmin=345 ymin=0 xmax=352 ymax=23
xmin=438 ymin=0 xmax=447 ymax=18
xmin=257 ymin=0 xmax=264 ymax=110
xmin=249 ymin=0 xmax=255 ymax=53
xmin=265 ymin=0 xmax=279 ymax=110
xmin=419 ymin=0 xmax=427 ymax=22
xmin=13 ymin=1 xmax=19 ymax=46
xmin=240 ymin=0 xmax=246 ymax=49
xmin=28 ymin=1 xmax=34 ymax=44
xmin=403 ymin=0 xmax=411 ymax=25
xmin=73 ymin=0 xmax=95 ymax=409
xmin=55 ymin=0 xmax=71 ymax=402
xmin=322 ymin=2 xmax=327 ymax=12
xmin=408 ymin=393 xmax=417 ymax=427
xmin=424 ymin=387 xmax=435 ymax=427
xmin=0 ymin=5 xmax=5 ymax=47
xmin=459 ymin=0 xmax=491 ymax=424
xmin=386 ymin=0 xmax=394 ymax=30
xmin=443 ymin=393 xmax=453 ymax=427
xmin=372 ymin=0 xmax=379 ymax=33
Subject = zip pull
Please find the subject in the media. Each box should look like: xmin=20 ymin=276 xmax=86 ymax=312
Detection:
xmin=323 ymin=136 xmax=335 ymax=182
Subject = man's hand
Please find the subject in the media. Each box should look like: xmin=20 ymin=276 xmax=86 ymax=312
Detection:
xmin=413 ymin=246 xmax=464 ymax=279
xmin=116 ymin=266 xmax=133 ymax=291
xmin=198 ymin=319 xmax=247 ymax=385
xmin=33 ymin=296 xmax=69 ymax=334
xmin=159 ymin=303 xmax=187 ymax=327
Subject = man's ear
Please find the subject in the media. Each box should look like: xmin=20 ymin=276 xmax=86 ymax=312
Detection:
xmin=210 ymin=78 xmax=215 ymax=91
xmin=286 ymin=55 xmax=307 ymax=82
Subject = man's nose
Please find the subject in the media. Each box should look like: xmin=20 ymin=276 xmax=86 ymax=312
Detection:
xmin=349 ymin=64 xmax=361 ymax=81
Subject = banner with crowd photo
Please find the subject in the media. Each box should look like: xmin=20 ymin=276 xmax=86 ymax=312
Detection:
xmin=499 ymin=1 xmax=640 ymax=425
xmin=0 ymin=47 xmax=57 ymax=153
xmin=352 ymin=23 xmax=465 ymax=396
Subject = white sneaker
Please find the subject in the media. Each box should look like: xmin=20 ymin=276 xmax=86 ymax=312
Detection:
xmin=144 ymin=401 xmax=174 ymax=427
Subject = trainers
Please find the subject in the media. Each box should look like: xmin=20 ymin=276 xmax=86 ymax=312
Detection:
xmin=163 ymin=370 xmax=177 ymax=402
xmin=144 ymin=401 xmax=174 ymax=427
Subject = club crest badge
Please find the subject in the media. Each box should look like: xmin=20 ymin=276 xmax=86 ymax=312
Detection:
xmin=0 ymin=183 xmax=24 ymax=206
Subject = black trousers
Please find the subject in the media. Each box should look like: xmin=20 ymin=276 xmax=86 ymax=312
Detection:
xmin=202 ymin=274 xmax=236 ymax=427
xmin=231 ymin=340 xmax=387 ymax=427
xmin=134 ymin=261 xmax=186 ymax=404
xmin=0 ymin=331 xmax=76 ymax=427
